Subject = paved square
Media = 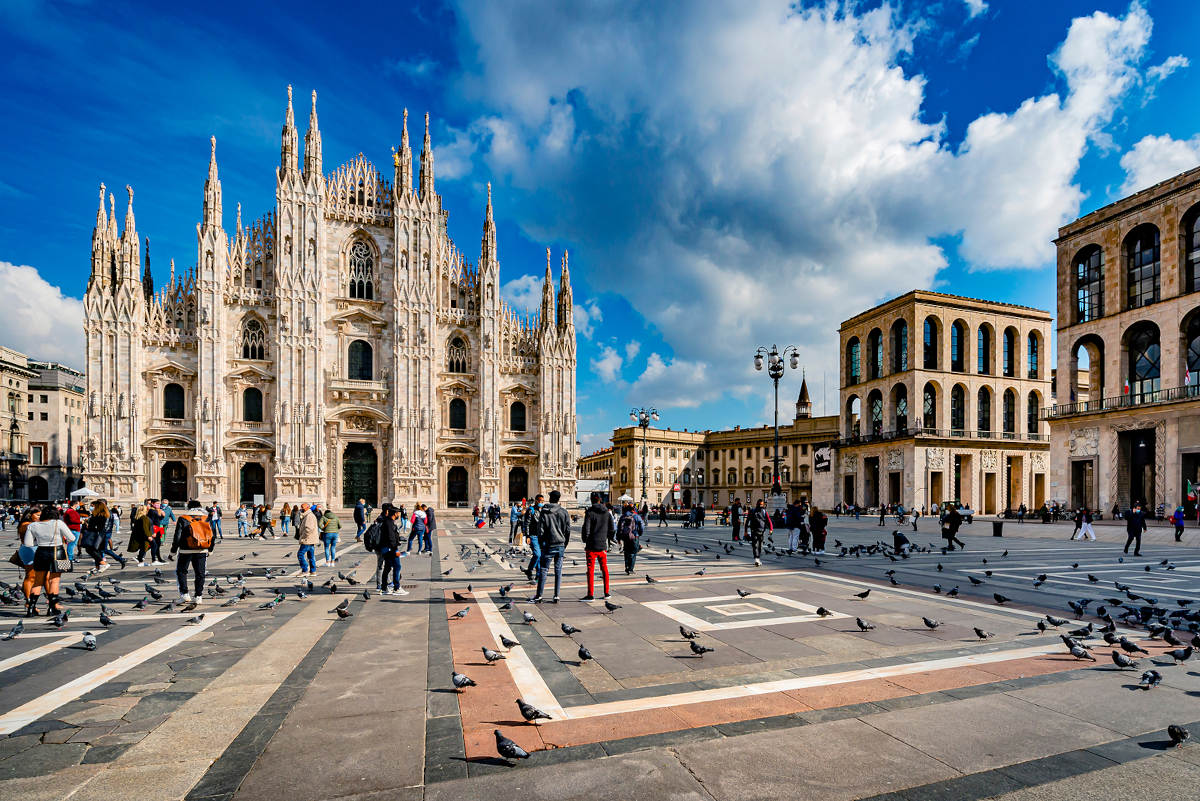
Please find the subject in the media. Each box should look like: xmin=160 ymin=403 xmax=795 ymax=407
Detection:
xmin=643 ymin=593 xmax=850 ymax=630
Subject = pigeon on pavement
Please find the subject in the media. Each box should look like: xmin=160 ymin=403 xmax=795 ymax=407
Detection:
xmin=483 ymin=647 xmax=506 ymax=663
xmin=993 ymin=593 xmax=1011 ymax=604
xmin=922 ymin=617 xmax=941 ymax=629
xmin=974 ymin=627 xmax=994 ymax=640
xmin=1168 ymin=724 xmax=1191 ymax=748
xmin=737 ymin=589 xmax=752 ymax=598
xmin=679 ymin=626 xmax=699 ymax=640
xmin=451 ymin=671 xmax=476 ymax=691
xmin=1164 ymin=647 xmax=1193 ymax=664
xmin=495 ymin=729 xmax=530 ymax=762
xmin=856 ymin=618 xmax=875 ymax=631
xmin=522 ymin=611 xmax=536 ymax=624
xmin=578 ymin=645 xmax=593 ymax=662
xmin=335 ymin=607 xmax=352 ymax=619
xmin=603 ymin=600 xmax=622 ymax=613
xmin=689 ymin=640 xmax=714 ymax=656
xmin=81 ymin=631 xmax=97 ymax=650
xmin=561 ymin=622 xmax=581 ymax=635
xmin=816 ymin=606 xmax=833 ymax=617
xmin=854 ymin=589 xmax=871 ymax=599
xmin=450 ymin=608 xmax=470 ymax=620
xmin=1111 ymin=650 xmax=1139 ymax=669
xmin=499 ymin=634 xmax=521 ymax=649
xmin=1139 ymin=670 xmax=1163 ymax=689
xmin=1069 ymin=645 xmax=1096 ymax=661
xmin=516 ymin=698 xmax=551 ymax=723
xmin=3 ymin=621 xmax=24 ymax=640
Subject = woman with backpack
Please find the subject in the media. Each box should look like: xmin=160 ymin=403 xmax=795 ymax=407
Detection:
xmin=809 ymin=505 xmax=829 ymax=554
xmin=320 ymin=508 xmax=341 ymax=566
xmin=616 ymin=502 xmax=644 ymax=575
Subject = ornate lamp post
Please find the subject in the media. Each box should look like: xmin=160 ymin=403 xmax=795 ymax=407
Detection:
xmin=754 ymin=345 xmax=800 ymax=499
xmin=629 ymin=407 xmax=659 ymax=504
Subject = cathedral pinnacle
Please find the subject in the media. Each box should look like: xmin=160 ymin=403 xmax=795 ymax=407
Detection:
xmin=540 ymin=247 xmax=556 ymax=330
xmin=303 ymin=89 xmax=323 ymax=182
xmin=557 ymin=249 xmax=573 ymax=330
xmin=95 ymin=183 xmax=106 ymax=232
xmin=142 ymin=237 xmax=154 ymax=301
xmin=480 ymin=182 xmax=497 ymax=267
xmin=395 ymin=108 xmax=412 ymax=194
xmin=124 ymin=184 xmax=136 ymax=234
xmin=203 ymin=136 xmax=222 ymax=228
xmin=281 ymin=84 xmax=298 ymax=175
xmin=419 ymin=111 xmax=435 ymax=199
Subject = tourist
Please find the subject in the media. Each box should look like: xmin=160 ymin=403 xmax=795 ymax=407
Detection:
xmin=80 ymin=500 xmax=112 ymax=572
xmin=580 ymin=491 xmax=614 ymax=600
xmin=236 ymin=504 xmax=249 ymax=537
xmin=295 ymin=502 xmax=319 ymax=576
xmin=1124 ymin=502 xmax=1147 ymax=556
xmin=103 ymin=506 xmax=126 ymax=568
xmin=941 ymin=505 xmax=965 ymax=551
xmin=208 ymin=500 xmax=223 ymax=540
xmin=531 ymin=490 xmax=571 ymax=603
xmin=320 ymin=507 xmax=341 ymax=565
xmin=280 ymin=502 xmax=292 ymax=536
xmin=730 ymin=498 xmax=743 ymax=541
xmin=878 ymin=506 xmax=886 ymax=527
xmin=658 ymin=504 xmax=668 ymax=527
xmin=62 ymin=498 xmax=83 ymax=562
xmin=17 ymin=506 xmax=42 ymax=615
xmin=784 ymin=497 xmax=806 ymax=554
xmin=22 ymin=505 xmax=75 ymax=616
xmin=353 ymin=498 xmax=366 ymax=541
xmin=378 ymin=504 xmax=408 ymax=596
xmin=128 ymin=504 xmax=154 ymax=565
xmin=290 ymin=503 xmax=301 ymax=533
xmin=615 ymin=501 xmax=644 ymax=576
xmin=809 ymin=505 xmax=829 ymax=553
xmin=424 ymin=505 xmax=438 ymax=551
xmin=1071 ymin=507 xmax=1096 ymax=541
xmin=1173 ymin=506 xmax=1186 ymax=541
xmin=911 ymin=508 xmax=921 ymax=532
xmin=892 ymin=528 xmax=912 ymax=554
xmin=259 ymin=504 xmax=276 ymax=539
xmin=146 ymin=501 xmax=167 ymax=565
xmin=523 ymin=497 xmax=543 ymax=581
xmin=748 ymin=498 xmax=772 ymax=566
xmin=509 ymin=501 xmax=524 ymax=545
xmin=1017 ymin=503 xmax=1027 ymax=524
xmin=172 ymin=500 xmax=216 ymax=603
xmin=406 ymin=504 xmax=427 ymax=554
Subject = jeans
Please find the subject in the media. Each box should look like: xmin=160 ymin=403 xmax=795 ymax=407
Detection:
xmin=622 ymin=540 xmax=638 ymax=573
xmin=176 ymin=553 xmax=207 ymax=598
xmin=66 ymin=535 xmax=78 ymax=562
xmin=526 ymin=534 xmax=542 ymax=576
xmin=150 ymin=538 xmax=163 ymax=563
xmin=356 ymin=521 xmax=366 ymax=540
xmin=211 ymin=519 xmax=223 ymax=539
xmin=323 ymin=534 xmax=339 ymax=563
xmin=749 ymin=531 xmax=764 ymax=559
xmin=237 ymin=520 xmax=248 ymax=537
xmin=586 ymin=550 xmax=609 ymax=596
xmin=281 ymin=517 xmax=290 ymax=535
xmin=101 ymin=536 xmax=125 ymax=565
xmin=510 ymin=519 xmax=523 ymax=543
xmin=380 ymin=550 xmax=402 ymax=590
xmin=297 ymin=544 xmax=317 ymax=573
xmin=407 ymin=526 xmax=430 ymax=553
xmin=536 ymin=545 xmax=564 ymax=599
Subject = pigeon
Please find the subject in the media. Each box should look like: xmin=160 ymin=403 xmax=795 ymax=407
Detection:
xmin=335 ymin=607 xmax=352 ymax=619
xmin=1119 ymin=638 xmax=1149 ymax=655
xmin=451 ymin=671 xmax=476 ymax=691
xmin=1164 ymin=647 xmax=1193 ymax=664
xmin=1046 ymin=615 xmax=1069 ymax=627
xmin=185 ymin=614 xmax=205 ymax=625
xmin=1037 ymin=620 xmax=1048 ymax=634
xmin=1111 ymin=651 xmax=1139 ymax=669
xmin=47 ymin=610 xmax=69 ymax=629
xmin=81 ymin=631 xmax=98 ymax=650
xmin=516 ymin=698 xmax=551 ymax=723
xmin=932 ymin=584 xmax=943 ymax=594
xmin=499 ymin=634 xmax=521 ymax=649
xmin=453 ymin=592 xmax=469 ymax=602
xmin=946 ymin=587 xmax=959 ymax=597
xmin=689 ymin=640 xmax=714 ymax=656
xmin=936 ymin=563 xmax=943 ymax=572
xmin=815 ymin=606 xmax=833 ymax=617
xmin=695 ymin=568 xmax=707 ymax=576
xmin=561 ymin=623 xmax=581 ymax=635
xmin=854 ymin=589 xmax=871 ymax=600
xmin=1163 ymin=630 xmax=1184 ymax=647
xmin=993 ymin=593 xmax=1011 ymax=605
xmin=679 ymin=626 xmax=699 ymax=640
xmin=498 ymin=601 xmax=512 ymax=611
xmin=1139 ymin=669 xmax=1163 ymax=689
xmin=645 ymin=575 xmax=657 ymax=584
xmin=483 ymin=647 xmax=506 ymax=663
xmin=1070 ymin=644 xmax=1096 ymax=661
xmin=1168 ymin=724 xmax=1191 ymax=748
xmin=603 ymin=600 xmax=622 ymax=613
xmin=522 ymin=610 xmax=536 ymax=624
xmin=856 ymin=618 xmax=875 ymax=631
xmin=495 ymin=729 xmax=530 ymax=762
xmin=332 ymin=598 xmax=350 ymax=612
xmin=922 ymin=617 xmax=941 ymax=630
xmin=968 ymin=576 xmax=984 ymax=586
xmin=450 ymin=608 xmax=470 ymax=620
xmin=974 ymin=627 xmax=994 ymax=640
xmin=737 ymin=589 xmax=752 ymax=598
xmin=3 ymin=620 xmax=24 ymax=640
xmin=578 ymin=644 xmax=593 ymax=662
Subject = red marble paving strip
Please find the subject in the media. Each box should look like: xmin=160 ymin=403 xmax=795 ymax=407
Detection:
xmin=784 ymin=678 xmax=914 ymax=708
xmin=534 ymin=707 xmax=693 ymax=749
xmin=669 ymin=691 xmax=813 ymax=728
xmin=886 ymin=666 xmax=1011 ymax=694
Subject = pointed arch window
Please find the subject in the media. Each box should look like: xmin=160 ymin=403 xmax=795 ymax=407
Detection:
xmin=348 ymin=340 xmax=373 ymax=381
xmin=240 ymin=319 xmax=266 ymax=360
xmin=510 ymin=401 xmax=526 ymax=432
xmin=448 ymin=398 xmax=467 ymax=430
xmin=447 ymin=336 xmax=469 ymax=373
xmin=163 ymin=383 xmax=185 ymax=419
xmin=242 ymin=387 xmax=263 ymax=422
xmin=348 ymin=240 xmax=374 ymax=300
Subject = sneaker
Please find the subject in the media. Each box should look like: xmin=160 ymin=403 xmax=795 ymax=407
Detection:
xmin=152 ymin=560 xmax=166 ymax=566
xmin=580 ymin=595 xmax=595 ymax=601
xmin=528 ymin=596 xmax=543 ymax=603
xmin=177 ymin=594 xmax=191 ymax=604
xmin=603 ymin=593 xmax=611 ymax=600
xmin=138 ymin=562 xmax=147 ymax=567
xmin=754 ymin=558 xmax=762 ymax=566
xmin=551 ymin=597 xmax=559 ymax=604
xmin=393 ymin=587 xmax=409 ymax=596
xmin=193 ymin=597 xmax=203 ymax=605
xmin=98 ymin=563 xmax=109 ymax=573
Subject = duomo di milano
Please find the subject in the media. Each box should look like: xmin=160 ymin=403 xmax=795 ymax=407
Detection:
xmin=83 ymin=87 xmax=577 ymax=509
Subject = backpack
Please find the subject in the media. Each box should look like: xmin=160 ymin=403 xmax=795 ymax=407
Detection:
xmin=180 ymin=515 xmax=214 ymax=550
xmin=363 ymin=519 xmax=383 ymax=553
xmin=617 ymin=514 xmax=636 ymax=542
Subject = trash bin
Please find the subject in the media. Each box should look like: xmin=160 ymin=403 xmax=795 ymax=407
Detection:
xmin=992 ymin=520 xmax=1003 ymax=537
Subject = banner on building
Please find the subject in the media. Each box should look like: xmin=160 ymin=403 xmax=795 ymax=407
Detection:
xmin=814 ymin=445 xmax=832 ymax=473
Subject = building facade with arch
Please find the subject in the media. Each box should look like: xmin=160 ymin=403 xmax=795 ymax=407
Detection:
xmin=1047 ymin=165 xmax=1200 ymax=517
xmin=835 ymin=291 xmax=1052 ymax=514
xmin=82 ymin=88 xmax=577 ymax=510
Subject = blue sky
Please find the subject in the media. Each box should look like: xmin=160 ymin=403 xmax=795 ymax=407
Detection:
xmin=2 ymin=0 xmax=1199 ymax=455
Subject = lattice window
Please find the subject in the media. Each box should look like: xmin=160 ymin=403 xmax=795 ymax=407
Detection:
xmin=447 ymin=337 xmax=469 ymax=373
xmin=348 ymin=241 xmax=374 ymax=300
xmin=241 ymin=319 xmax=266 ymax=360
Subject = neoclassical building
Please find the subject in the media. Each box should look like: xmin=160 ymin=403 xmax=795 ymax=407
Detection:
xmin=83 ymin=87 xmax=577 ymax=509
xmin=1047 ymin=164 xmax=1200 ymax=516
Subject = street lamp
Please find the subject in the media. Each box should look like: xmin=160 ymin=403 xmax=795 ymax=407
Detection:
xmin=629 ymin=406 xmax=659 ymax=505
xmin=754 ymin=345 xmax=800 ymax=499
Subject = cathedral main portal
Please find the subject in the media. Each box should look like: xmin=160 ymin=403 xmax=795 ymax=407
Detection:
xmin=342 ymin=443 xmax=378 ymax=507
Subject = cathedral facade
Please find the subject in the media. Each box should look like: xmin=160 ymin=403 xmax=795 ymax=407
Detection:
xmin=83 ymin=88 xmax=577 ymax=510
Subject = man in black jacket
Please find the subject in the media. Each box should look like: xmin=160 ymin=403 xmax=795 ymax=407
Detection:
xmin=747 ymin=498 xmax=772 ymax=566
xmin=1124 ymin=502 xmax=1147 ymax=556
xmin=532 ymin=490 xmax=572 ymax=603
xmin=580 ymin=492 xmax=614 ymax=600
xmin=171 ymin=500 xmax=217 ymax=604
xmin=377 ymin=504 xmax=408 ymax=596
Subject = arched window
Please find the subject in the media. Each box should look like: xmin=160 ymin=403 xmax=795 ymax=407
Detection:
xmin=846 ymin=395 xmax=861 ymax=438
xmin=1027 ymin=332 xmax=1040 ymax=379
xmin=1126 ymin=224 xmax=1160 ymax=309
xmin=1075 ymin=246 xmax=1104 ymax=322
xmin=1002 ymin=328 xmax=1017 ymax=378
xmin=892 ymin=384 xmax=908 ymax=431
xmin=1127 ymin=323 xmax=1160 ymax=398
xmin=922 ymin=383 xmax=936 ymax=429
xmin=240 ymin=318 xmax=266 ymax=360
xmin=656 ymin=470 xmax=664 ymax=484
xmin=951 ymin=321 xmax=967 ymax=372
xmin=348 ymin=340 xmax=373 ymax=380
xmin=447 ymin=336 xmax=469 ymax=373
xmin=1187 ymin=316 xmax=1200 ymax=390
xmin=977 ymin=387 xmax=992 ymax=434
xmin=242 ymin=387 xmax=263 ymax=422
xmin=846 ymin=337 xmax=861 ymax=384
xmin=1002 ymin=389 xmax=1016 ymax=436
xmin=891 ymin=319 xmax=908 ymax=372
xmin=728 ymin=467 xmax=737 ymax=485
xmin=6 ymin=392 xmax=16 ymax=413
xmin=509 ymin=401 xmax=526 ymax=432
xmin=448 ymin=398 xmax=467 ymax=430
xmin=347 ymin=240 xmax=375 ymax=300
xmin=744 ymin=467 xmax=754 ymax=484
xmin=1186 ymin=206 xmax=1200 ymax=294
xmin=867 ymin=329 xmax=883 ymax=380
xmin=923 ymin=317 xmax=938 ymax=369
xmin=950 ymin=385 xmax=966 ymax=433
xmin=1027 ymin=391 xmax=1041 ymax=437
xmin=977 ymin=325 xmax=992 ymax=375
xmin=163 ymin=383 xmax=185 ymax=419
xmin=868 ymin=390 xmax=883 ymax=436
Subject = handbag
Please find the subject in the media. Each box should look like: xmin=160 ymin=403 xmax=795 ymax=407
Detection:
xmin=8 ymin=549 xmax=23 ymax=568
xmin=53 ymin=544 xmax=73 ymax=573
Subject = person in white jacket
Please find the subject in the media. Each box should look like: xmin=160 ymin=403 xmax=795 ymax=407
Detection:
xmin=22 ymin=505 xmax=76 ymax=615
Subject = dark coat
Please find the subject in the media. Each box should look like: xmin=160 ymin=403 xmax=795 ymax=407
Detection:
xmin=539 ymin=503 xmax=572 ymax=549
xmin=127 ymin=513 xmax=153 ymax=552
xmin=581 ymin=503 xmax=613 ymax=551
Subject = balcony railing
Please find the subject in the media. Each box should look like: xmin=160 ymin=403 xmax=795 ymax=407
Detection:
xmin=1042 ymin=383 xmax=1200 ymax=420
xmin=833 ymin=427 xmax=1048 ymax=448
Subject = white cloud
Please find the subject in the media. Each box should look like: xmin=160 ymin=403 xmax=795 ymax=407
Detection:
xmin=1119 ymin=134 xmax=1200 ymax=194
xmin=624 ymin=341 xmax=640 ymax=361
xmin=0 ymin=262 xmax=85 ymax=368
xmin=962 ymin=0 xmax=988 ymax=19
xmin=1147 ymin=54 xmax=1188 ymax=84
xmin=434 ymin=124 xmax=476 ymax=180
xmin=628 ymin=353 xmax=723 ymax=409
xmin=589 ymin=344 xmax=623 ymax=382
xmin=572 ymin=298 xmax=602 ymax=339
xmin=501 ymin=273 xmax=542 ymax=312
xmin=577 ymin=430 xmax=611 ymax=456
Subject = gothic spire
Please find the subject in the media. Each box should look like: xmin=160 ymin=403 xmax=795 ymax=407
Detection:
xmin=557 ymin=249 xmax=573 ymax=329
xmin=123 ymin=184 xmax=136 ymax=236
xmin=94 ymin=182 xmax=106 ymax=235
xmin=203 ymin=136 xmax=222 ymax=228
xmin=480 ymin=182 xmax=496 ymax=267
xmin=169 ymin=258 xmax=176 ymax=289
xmin=280 ymin=84 xmax=298 ymax=176
xmin=419 ymin=111 xmax=434 ymax=199
xmin=394 ymin=107 xmax=412 ymax=195
xmin=142 ymin=237 xmax=154 ymax=302
xmin=303 ymin=89 xmax=322 ymax=182
xmin=540 ymin=247 xmax=555 ymax=331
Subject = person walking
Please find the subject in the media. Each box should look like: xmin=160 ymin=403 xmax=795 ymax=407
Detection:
xmin=172 ymin=500 xmax=216 ymax=603
xmin=22 ymin=505 xmax=75 ymax=616
xmin=730 ymin=498 xmax=743 ymax=542
xmin=748 ymin=498 xmax=772 ymax=566
xmin=810 ymin=505 xmax=829 ymax=553
xmin=128 ymin=504 xmax=154 ymax=565
xmin=61 ymin=499 xmax=83 ymax=562
xmin=295 ymin=502 xmax=319 ymax=576
xmin=616 ymin=502 xmax=644 ymax=575
xmin=1124 ymin=502 xmax=1147 ymax=556
xmin=658 ymin=504 xmax=668 ymax=527
xmin=878 ymin=506 xmax=886 ymax=526
xmin=523 ymin=498 xmax=543 ymax=582
xmin=1016 ymin=503 xmax=1026 ymax=524
xmin=1070 ymin=508 xmax=1084 ymax=540
xmin=580 ymin=492 xmax=614 ymax=600
xmin=279 ymin=503 xmax=292 ymax=537
xmin=261 ymin=504 xmax=278 ymax=539
xmin=207 ymin=501 xmax=223 ymax=541
xmin=531 ymin=490 xmax=571 ymax=603
xmin=785 ymin=498 xmax=806 ymax=554
xmin=509 ymin=501 xmax=524 ymax=545
xmin=941 ymin=505 xmax=966 ymax=551
xmin=377 ymin=504 xmax=408 ymax=595
xmin=353 ymin=498 xmax=366 ymax=542
xmin=406 ymin=504 xmax=428 ymax=554
xmin=80 ymin=500 xmax=111 ymax=572
xmin=320 ymin=507 xmax=341 ymax=566
xmin=1071 ymin=507 xmax=1096 ymax=541
xmin=17 ymin=506 xmax=42 ymax=615
xmin=102 ymin=505 xmax=127 ymax=568
xmin=424 ymin=505 xmax=438 ymax=553
xmin=1173 ymin=506 xmax=1186 ymax=542
xmin=911 ymin=508 xmax=921 ymax=532
xmin=236 ymin=504 xmax=249 ymax=537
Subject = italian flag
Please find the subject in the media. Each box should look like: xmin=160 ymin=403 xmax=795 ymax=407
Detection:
xmin=1188 ymin=480 xmax=1197 ymax=502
